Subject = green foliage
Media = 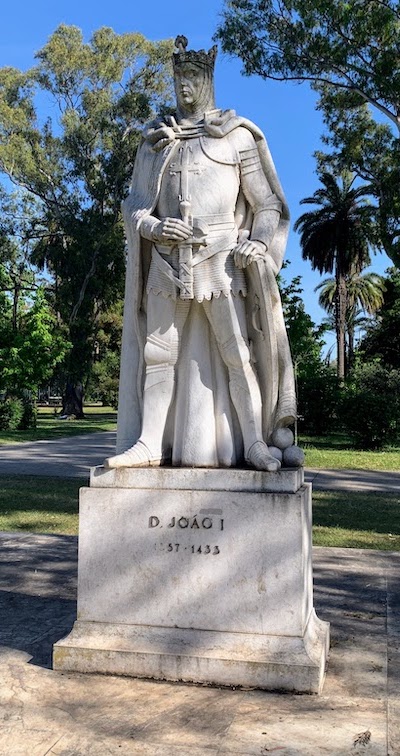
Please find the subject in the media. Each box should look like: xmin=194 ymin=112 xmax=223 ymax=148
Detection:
xmin=216 ymin=0 xmax=400 ymax=266
xmin=0 ymin=398 xmax=23 ymax=430
xmin=279 ymin=267 xmax=341 ymax=435
xmin=216 ymin=1 xmax=400 ymax=124
xmin=297 ymin=365 xmax=342 ymax=436
xmin=294 ymin=172 xmax=375 ymax=276
xmin=86 ymin=300 xmax=122 ymax=408
xmin=280 ymin=269 xmax=326 ymax=369
xmin=294 ymin=171 xmax=376 ymax=378
xmin=316 ymin=271 xmax=385 ymax=317
xmin=316 ymin=270 xmax=385 ymax=369
xmin=315 ymin=90 xmax=400 ymax=266
xmin=0 ymin=26 xmax=173 ymax=394
xmin=0 ymin=287 xmax=70 ymax=396
xmin=341 ymin=359 xmax=400 ymax=448
xmin=19 ymin=400 xmax=37 ymax=430
xmin=0 ymin=395 xmax=37 ymax=431
xmin=361 ymin=267 xmax=400 ymax=368
xmin=0 ymin=189 xmax=46 ymax=333
xmin=88 ymin=351 xmax=120 ymax=408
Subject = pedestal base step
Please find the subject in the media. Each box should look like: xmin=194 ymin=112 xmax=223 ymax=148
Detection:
xmin=54 ymin=610 xmax=329 ymax=694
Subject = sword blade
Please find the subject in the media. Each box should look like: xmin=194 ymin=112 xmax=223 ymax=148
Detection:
xmin=179 ymin=198 xmax=194 ymax=299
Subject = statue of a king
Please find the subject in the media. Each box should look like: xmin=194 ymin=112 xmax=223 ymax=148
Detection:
xmin=105 ymin=35 xmax=296 ymax=472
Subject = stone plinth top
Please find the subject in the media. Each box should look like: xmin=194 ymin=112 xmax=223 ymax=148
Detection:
xmin=90 ymin=465 xmax=304 ymax=494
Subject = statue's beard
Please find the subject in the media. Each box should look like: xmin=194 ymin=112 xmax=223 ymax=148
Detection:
xmin=176 ymin=74 xmax=215 ymax=120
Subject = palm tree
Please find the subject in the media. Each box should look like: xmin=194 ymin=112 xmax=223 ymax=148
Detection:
xmin=315 ymin=271 xmax=386 ymax=370
xmin=294 ymin=172 xmax=377 ymax=380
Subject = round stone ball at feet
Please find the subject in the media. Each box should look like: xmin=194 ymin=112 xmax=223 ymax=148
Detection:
xmin=271 ymin=427 xmax=294 ymax=451
xmin=283 ymin=445 xmax=305 ymax=468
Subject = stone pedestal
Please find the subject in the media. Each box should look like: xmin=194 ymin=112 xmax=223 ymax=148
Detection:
xmin=53 ymin=467 xmax=329 ymax=693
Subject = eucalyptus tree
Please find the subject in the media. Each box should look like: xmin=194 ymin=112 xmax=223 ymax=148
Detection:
xmin=0 ymin=25 xmax=173 ymax=415
xmin=294 ymin=172 xmax=376 ymax=379
xmin=0 ymin=190 xmax=47 ymax=332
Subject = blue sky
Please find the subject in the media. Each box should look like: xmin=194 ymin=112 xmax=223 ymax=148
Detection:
xmin=1 ymin=0 xmax=392 ymax=354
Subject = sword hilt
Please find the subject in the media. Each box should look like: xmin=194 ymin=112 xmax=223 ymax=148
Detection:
xmin=179 ymin=199 xmax=191 ymax=225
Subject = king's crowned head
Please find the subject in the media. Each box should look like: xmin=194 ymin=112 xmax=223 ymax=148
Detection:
xmin=173 ymin=35 xmax=218 ymax=72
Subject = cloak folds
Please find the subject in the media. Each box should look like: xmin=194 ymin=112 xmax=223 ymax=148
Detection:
xmin=115 ymin=111 xmax=296 ymax=464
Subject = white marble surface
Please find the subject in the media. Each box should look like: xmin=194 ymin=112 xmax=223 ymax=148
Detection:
xmin=77 ymin=485 xmax=310 ymax=634
xmin=114 ymin=38 xmax=296 ymax=469
xmin=54 ymin=609 xmax=329 ymax=693
xmin=55 ymin=472 xmax=329 ymax=692
xmin=91 ymin=464 xmax=304 ymax=493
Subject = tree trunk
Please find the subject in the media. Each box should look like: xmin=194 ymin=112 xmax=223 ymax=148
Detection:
xmin=335 ymin=272 xmax=347 ymax=382
xmin=61 ymin=382 xmax=85 ymax=418
xmin=348 ymin=325 xmax=355 ymax=372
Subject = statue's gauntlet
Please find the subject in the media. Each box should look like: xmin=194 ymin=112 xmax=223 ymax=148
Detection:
xmin=250 ymin=202 xmax=282 ymax=275
xmin=250 ymin=203 xmax=281 ymax=248
xmin=139 ymin=216 xmax=164 ymax=243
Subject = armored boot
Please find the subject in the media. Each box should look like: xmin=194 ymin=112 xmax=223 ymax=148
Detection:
xmin=105 ymin=364 xmax=175 ymax=468
xmin=229 ymin=363 xmax=280 ymax=472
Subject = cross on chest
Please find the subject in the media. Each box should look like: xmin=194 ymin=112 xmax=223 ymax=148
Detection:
xmin=169 ymin=144 xmax=204 ymax=202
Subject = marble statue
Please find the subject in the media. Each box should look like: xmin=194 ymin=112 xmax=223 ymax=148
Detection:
xmin=105 ymin=35 xmax=296 ymax=472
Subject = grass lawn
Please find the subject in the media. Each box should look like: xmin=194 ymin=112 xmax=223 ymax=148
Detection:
xmin=0 ymin=476 xmax=83 ymax=535
xmin=0 ymin=475 xmax=399 ymax=550
xmin=312 ymin=490 xmax=400 ymax=550
xmin=2 ymin=417 xmax=399 ymax=472
xmin=299 ymin=432 xmax=400 ymax=471
xmin=0 ymin=405 xmax=117 ymax=445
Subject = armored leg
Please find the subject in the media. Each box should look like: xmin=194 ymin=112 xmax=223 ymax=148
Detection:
xmin=105 ymin=295 xmax=190 ymax=468
xmin=203 ymin=295 xmax=280 ymax=472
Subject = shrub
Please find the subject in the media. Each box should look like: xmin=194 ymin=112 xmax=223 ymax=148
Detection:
xmin=0 ymin=398 xmax=24 ymax=430
xmin=87 ymin=351 xmax=120 ymax=409
xmin=19 ymin=400 xmax=37 ymax=430
xmin=341 ymin=361 xmax=400 ymax=448
xmin=297 ymin=365 xmax=341 ymax=436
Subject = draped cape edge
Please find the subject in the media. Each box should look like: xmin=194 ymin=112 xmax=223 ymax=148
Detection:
xmin=115 ymin=112 xmax=296 ymax=456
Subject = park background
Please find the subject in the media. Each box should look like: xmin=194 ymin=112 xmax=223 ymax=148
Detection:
xmin=0 ymin=0 xmax=399 ymax=549
xmin=0 ymin=0 xmax=392 ymax=337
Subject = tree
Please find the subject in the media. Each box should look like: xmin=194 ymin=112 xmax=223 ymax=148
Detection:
xmin=279 ymin=268 xmax=326 ymax=369
xmin=361 ymin=267 xmax=400 ymax=369
xmin=315 ymin=88 xmax=400 ymax=267
xmin=294 ymin=171 xmax=376 ymax=379
xmin=315 ymin=270 xmax=385 ymax=368
xmin=0 ymin=25 xmax=173 ymax=416
xmin=215 ymin=0 xmax=400 ymax=266
xmin=0 ymin=287 xmax=70 ymax=399
xmin=86 ymin=300 xmax=123 ymax=408
xmin=279 ymin=268 xmax=340 ymax=435
xmin=341 ymin=359 xmax=400 ymax=448
xmin=0 ymin=190 xmax=47 ymax=330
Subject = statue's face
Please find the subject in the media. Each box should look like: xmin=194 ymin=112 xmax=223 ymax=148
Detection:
xmin=174 ymin=63 xmax=206 ymax=109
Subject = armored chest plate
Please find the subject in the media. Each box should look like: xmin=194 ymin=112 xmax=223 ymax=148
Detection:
xmin=199 ymin=135 xmax=240 ymax=165
xmin=157 ymin=136 xmax=240 ymax=220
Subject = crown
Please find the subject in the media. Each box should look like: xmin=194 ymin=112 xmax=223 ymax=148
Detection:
xmin=173 ymin=35 xmax=217 ymax=71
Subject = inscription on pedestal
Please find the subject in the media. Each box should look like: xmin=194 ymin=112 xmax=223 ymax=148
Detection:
xmin=148 ymin=514 xmax=224 ymax=529
xmin=148 ymin=512 xmax=224 ymax=556
xmin=158 ymin=543 xmax=220 ymax=555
